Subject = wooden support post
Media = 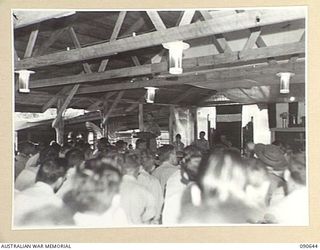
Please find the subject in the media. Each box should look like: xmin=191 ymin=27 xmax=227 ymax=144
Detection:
xmin=192 ymin=107 xmax=198 ymax=142
xmin=52 ymin=84 xmax=79 ymax=145
xmin=54 ymin=97 xmax=64 ymax=145
xmin=138 ymin=104 xmax=144 ymax=131
xmin=102 ymin=98 xmax=109 ymax=137
xmin=101 ymin=91 xmax=124 ymax=137
xmin=169 ymin=106 xmax=174 ymax=144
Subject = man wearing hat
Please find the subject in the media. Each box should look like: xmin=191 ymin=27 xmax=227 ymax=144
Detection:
xmin=253 ymin=143 xmax=289 ymax=206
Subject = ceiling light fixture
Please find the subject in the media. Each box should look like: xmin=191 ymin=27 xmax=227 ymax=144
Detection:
xmin=277 ymin=72 xmax=295 ymax=94
xmin=144 ymin=87 xmax=158 ymax=103
xmin=15 ymin=70 xmax=35 ymax=93
xmin=163 ymin=41 xmax=190 ymax=75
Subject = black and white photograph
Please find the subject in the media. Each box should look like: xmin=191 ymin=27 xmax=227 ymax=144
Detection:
xmin=12 ymin=7 xmax=307 ymax=229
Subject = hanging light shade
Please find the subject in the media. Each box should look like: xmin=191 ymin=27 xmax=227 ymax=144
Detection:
xmin=144 ymin=87 xmax=157 ymax=103
xmin=163 ymin=41 xmax=190 ymax=74
xmin=277 ymin=72 xmax=295 ymax=94
xmin=15 ymin=70 xmax=35 ymax=93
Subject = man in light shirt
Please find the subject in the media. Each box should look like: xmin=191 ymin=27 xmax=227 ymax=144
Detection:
xmin=137 ymin=151 xmax=163 ymax=224
xmin=162 ymin=146 xmax=202 ymax=224
xmin=152 ymin=145 xmax=179 ymax=194
xmin=172 ymin=134 xmax=185 ymax=153
xmin=14 ymin=158 xmax=66 ymax=227
xmin=192 ymin=131 xmax=210 ymax=153
xmin=120 ymin=154 xmax=157 ymax=224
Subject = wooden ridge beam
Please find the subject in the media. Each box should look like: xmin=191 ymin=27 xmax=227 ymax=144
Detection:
xmin=76 ymin=59 xmax=304 ymax=94
xmin=77 ymin=75 xmax=207 ymax=94
xmin=15 ymin=8 xmax=305 ymax=70
xmin=30 ymin=41 xmax=305 ymax=89
xmin=190 ymin=73 xmax=305 ymax=91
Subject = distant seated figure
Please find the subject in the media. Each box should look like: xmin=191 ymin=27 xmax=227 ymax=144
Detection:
xmin=172 ymin=134 xmax=185 ymax=153
xmin=264 ymin=152 xmax=308 ymax=225
xmin=63 ymin=162 xmax=128 ymax=227
xmin=119 ymin=154 xmax=157 ymax=224
xmin=162 ymin=145 xmax=202 ymax=224
xmin=192 ymin=131 xmax=210 ymax=152
xmin=14 ymin=158 xmax=66 ymax=227
xmin=152 ymin=145 xmax=179 ymax=194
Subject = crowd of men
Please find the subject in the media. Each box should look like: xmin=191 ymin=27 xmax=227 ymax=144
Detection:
xmin=14 ymin=131 xmax=307 ymax=227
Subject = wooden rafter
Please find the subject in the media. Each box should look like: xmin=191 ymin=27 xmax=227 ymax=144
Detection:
xmin=43 ymin=28 xmax=89 ymax=113
xmin=131 ymin=56 xmax=141 ymax=66
xmin=242 ymin=28 xmax=262 ymax=51
xmin=87 ymin=92 xmax=116 ymax=111
xmin=125 ymin=95 xmax=145 ymax=112
xmin=300 ymin=31 xmax=305 ymax=42
xmin=146 ymin=11 xmax=166 ymax=30
xmin=255 ymin=36 xmax=277 ymax=64
xmin=68 ymin=26 xmax=92 ymax=74
xmin=98 ymin=11 xmax=126 ymax=72
xmin=103 ymin=91 xmax=125 ymax=124
xmin=179 ymin=10 xmax=195 ymax=26
xmin=41 ymin=86 xmax=72 ymax=112
xmin=172 ymin=87 xmax=196 ymax=104
xmin=151 ymin=10 xmax=194 ymax=64
xmin=52 ymin=84 xmax=80 ymax=128
xmin=24 ymin=28 xmax=39 ymax=58
xmin=200 ymin=10 xmax=232 ymax=53
xmin=15 ymin=9 xmax=305 ymax=70
xmin=33 ymin=27 xmax=68 ymax=56
xmin=122 ymin=17 xmax=145 ymax=37
xmin=30 ymin=41 xmax=305 ymax=89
